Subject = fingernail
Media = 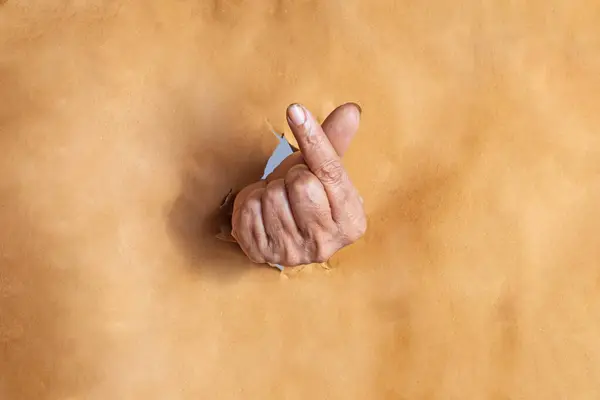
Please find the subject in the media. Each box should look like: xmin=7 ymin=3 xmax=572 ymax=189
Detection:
xmin=287 ymin=104 xmax=307 ymax=127
xmin=350 ymin=102 xmax=362 ymax=115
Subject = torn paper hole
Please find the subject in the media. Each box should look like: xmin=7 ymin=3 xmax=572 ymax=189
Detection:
xmin=217 ymin=123 xmax=297 ymax=272
xmin=261 ymin=123 xmax=296 ymax=180
xmin=262 ymin=124 xmax=296 ymax=271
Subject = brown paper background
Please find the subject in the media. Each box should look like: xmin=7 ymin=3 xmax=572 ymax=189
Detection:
xmin=1 ymin=1 xmax=599 ymax=398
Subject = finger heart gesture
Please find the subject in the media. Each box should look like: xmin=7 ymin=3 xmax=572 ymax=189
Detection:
xmin=231 ymin=103 xmax=366 ymax=267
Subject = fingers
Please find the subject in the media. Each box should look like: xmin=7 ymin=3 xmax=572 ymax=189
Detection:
xmin=286 ymin=103 xmax=361 ymax=225
xmin=231 ymin=103 xmax=367 ymax=267
xmin=261 ymin=179 xmax=304 ymax=264
xmin=231 ymin=185 xmax=268 ymax=264
xmin=232 ymin=178 xmax=310 ymax=266
xmin=232 ymin=166 xmax=342 ymax=266
xmin=234 ymin=181 xmax=267 ymax=209
xmin=320 ymin=102 xmax=362 ymax=157
xmin=266 ymin=102 xmax=361 ymax=182
xmin=285 ymin=164 xmax=335 ymax=234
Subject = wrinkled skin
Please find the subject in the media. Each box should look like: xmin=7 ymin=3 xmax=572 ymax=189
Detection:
xmin=232 ymin=103 xmax=366 ymax=266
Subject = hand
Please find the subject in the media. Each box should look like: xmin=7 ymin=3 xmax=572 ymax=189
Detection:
xmin=231 ymin=102 xmax=366 ymax=266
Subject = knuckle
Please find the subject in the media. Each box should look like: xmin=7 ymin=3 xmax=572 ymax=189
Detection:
xmin=262 ymin=189 xmax=279 ymax=205
xmin=244 ymin=193 xmax=263 ymax=212
xmin=304 ymin=125 xmax=326 ymax=147
xmin=237 ymin=207 xmax=254 ymax=227
xmin=286 ymin=163 xmax=309 ymax=179
xmin=313 ymin=233 xmax=335 ymax=263
xmin=313 ymin=159 xmax=346 ymax=185
xmin=354 ymin=215 xmax=368 ymax=239
xmin=284 ymin=251 xmax=302 ymax=267
xmin=287 ymin=172 xmax=323 ymax=200
xmin=344 ymin=215 xmax=368 ymax=243
xmin=302 ymin=176 xmax=324 ymax=195
xmin=286 ymin=166 xmax=313 ymax=186
xmin=288 ymin=163 xmax=310 ymax=174
xmin=294 ymin=174 xmax=318 ymax=191
xmin=264 ymin=182 xmax=286 ymax=205
xmin=313 ymin=249 xmax=331 ymax=264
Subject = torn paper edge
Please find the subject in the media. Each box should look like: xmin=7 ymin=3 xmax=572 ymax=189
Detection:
xmin=262 ymin=120 xmax=296 ymax=272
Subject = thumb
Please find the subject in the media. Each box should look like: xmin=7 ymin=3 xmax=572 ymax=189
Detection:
xmin=321 ymin=102 xmax=362 ymax=157
xmin=265 ymin=102 xmax=361 ymax=182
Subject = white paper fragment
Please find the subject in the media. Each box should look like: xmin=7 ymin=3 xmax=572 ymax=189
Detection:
xmin=268 ymin=263 xmax=285 ymax=272
xmin=261 ymin=129 xmax=295 ymax=180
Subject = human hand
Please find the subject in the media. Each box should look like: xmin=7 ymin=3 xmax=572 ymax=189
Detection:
xmin=231 ymin=102 xmax=366 ymax=266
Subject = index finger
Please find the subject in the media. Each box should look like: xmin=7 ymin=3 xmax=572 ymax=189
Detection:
xmin=286 ymin=103 xmax=359 ymax=222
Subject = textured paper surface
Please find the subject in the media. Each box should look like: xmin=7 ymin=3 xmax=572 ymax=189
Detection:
xmin=1 ymin=1 xmax=600 ymax=399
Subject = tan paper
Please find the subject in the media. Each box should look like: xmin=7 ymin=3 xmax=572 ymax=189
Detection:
xmin=1 ymin=1 xmax=599 ymax=398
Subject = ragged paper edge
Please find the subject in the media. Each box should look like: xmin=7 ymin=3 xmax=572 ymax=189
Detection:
xmin=279 ymin=262 xmax=334 ymax=279
xmin=265 ymin=118 xmax=299 ymax=152
xmin=216 ymin=120 xmax=297 ymax=272
xmin=260 ymin=120 xmax=293 ymax=272
xmin=216 ymin=121 xmax=336 ymax=274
